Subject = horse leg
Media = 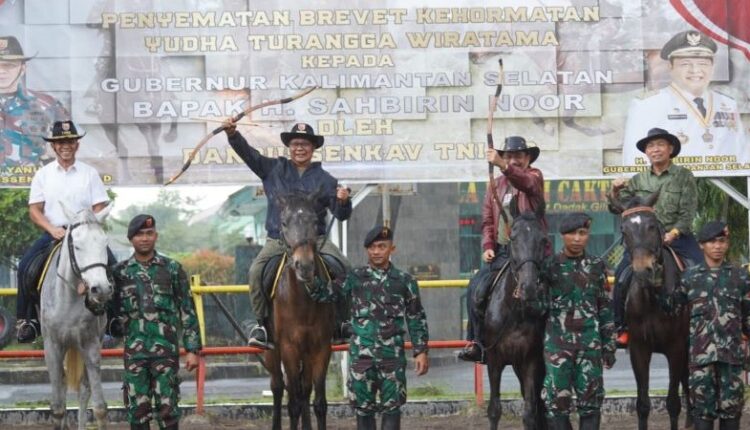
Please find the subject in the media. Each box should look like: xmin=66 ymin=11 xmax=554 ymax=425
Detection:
xmin=681 ymin=363 xmax=693 ymax=429
xmin=630 ymin=346 xmax=652 ymax=430
xmin=300 ymin=356 xmax=314 ymax=430
xmin=82 ymin=342 xmax=107 ymax=430
xmin=518 ymin=354 xmax=547 ymax=430
xmin=311 ymin=349 xmax=331 ymax=430
xmin=487 ymin=362 xmax=504 ymax=430
xmin=283 ymin=354 xmax=304 ymax=430
xmin=665 ymin=349 xmax=685 ymax=430
xmin=44 ymin=338 xmax=68 ymax=430
xmin=77 ymin=372 xmax=90 ymax=430
xmin=266 ymin=351 xmax=284 ymax=430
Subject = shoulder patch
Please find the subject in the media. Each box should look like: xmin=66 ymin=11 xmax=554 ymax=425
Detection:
xmin=711 ymin=88 xmax=736 ymax=100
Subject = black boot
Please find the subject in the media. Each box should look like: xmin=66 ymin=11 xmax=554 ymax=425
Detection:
xmin=580 ymin=412 xmax=601 ymax=430
xmin=546 ymin=416 xmax=573 ymax=430
xmin=356 ymin=414 xmax=376 ymax=430
xmin=381 ymin=412 xmax=401 ymax=430
xmin=130 ymin=422 xmax=150 ymax=430
xmin=719 ymin=417 xmax=740 ymax=430
xmin=248 ymin=319 xmax=274 ymax=349
xmin=458 ymin=341 xmax=486 ymax=364
xmin=16 ymin=319 xmax=39 ymax=343
xmin=693 ymin=417 xmax=714 ymax=430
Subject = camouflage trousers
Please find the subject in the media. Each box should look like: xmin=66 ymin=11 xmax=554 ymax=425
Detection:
xmin=542 ymin=346 xmax=604 ymax=418
xmin=123 ymin=357 xmax=181 ymax=428
xmin=689 ymin=362 xmax=745 ymax=420
xmin=348 ymin=357 xmax=406 ymax=417
xmin=248 ymin=237 xmax=349 ymax=319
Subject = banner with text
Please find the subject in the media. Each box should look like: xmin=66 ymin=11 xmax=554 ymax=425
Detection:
xmin=1 ymin=0 xmax=748 ymax=186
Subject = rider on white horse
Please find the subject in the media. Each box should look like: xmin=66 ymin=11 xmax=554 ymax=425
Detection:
xmin=16 ymin=120 xmax=112 ymax=343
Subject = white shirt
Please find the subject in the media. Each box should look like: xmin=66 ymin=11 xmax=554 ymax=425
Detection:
xmin=28 ymin=160 xmax=109 ymax=227
xmin=622 ymin=84 xmax=747 ymax=167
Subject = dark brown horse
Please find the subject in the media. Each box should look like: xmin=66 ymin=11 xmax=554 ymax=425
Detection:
xmin=265 ymin=192 xmax=336 ymax=430
xmin=610 ymin=192 xmax=692 ymax=430
xmin=483 ymin=210 xmax=548 ymax=430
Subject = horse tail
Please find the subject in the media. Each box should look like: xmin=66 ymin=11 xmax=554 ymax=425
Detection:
xmin=64 ymin=348 xmax=85 ymax=391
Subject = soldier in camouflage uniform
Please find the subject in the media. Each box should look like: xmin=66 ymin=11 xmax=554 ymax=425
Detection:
xmin=310 ymin=225 xmax=429 ymax=430
xmin=538 ymin=213 xmax=616 ymax=430
xmin=661 ymin=221 xmax=749 ymax=430
xmin=112 ymin=214 xmax=202 ymax=430
xmin=0 ymin=35 xmax=68 ymax=167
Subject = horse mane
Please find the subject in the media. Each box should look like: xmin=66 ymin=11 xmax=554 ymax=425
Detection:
xmin=75 ymin=209 xmax=99 ymax=225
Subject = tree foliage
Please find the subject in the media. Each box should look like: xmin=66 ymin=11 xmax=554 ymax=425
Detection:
xmin=0 ymin=189 xmax=38 ymax=268
xmin=695 ymin=177 xmax=748 ymax=262
xmin=178 ymin=249 xmax=235 ymax=285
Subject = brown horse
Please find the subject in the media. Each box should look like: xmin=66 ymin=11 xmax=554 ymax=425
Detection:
xmin=610 ymin=192 xmax=692 ymax=430
xmin=483 ymin=209 xmax=548 ymax=430
xmin=265 ymin=192 xmax=336 ymax=430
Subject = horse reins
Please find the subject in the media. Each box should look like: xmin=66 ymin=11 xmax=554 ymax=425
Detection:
xmin=58 ymin=221 xmax=109 ymax=293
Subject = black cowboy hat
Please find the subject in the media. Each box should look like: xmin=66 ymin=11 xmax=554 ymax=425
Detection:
xmin=635 ymin=127 xmax=681 ymax=158
xmin=280 ymin=123 xmax=324 ymax=149
xmin=43 ymin=120 xmax=86 ymax=142
xmin=497 ymin=136 xmax=540 ymax=164
xmin=0 ymin=35 xmax=36 ymax=62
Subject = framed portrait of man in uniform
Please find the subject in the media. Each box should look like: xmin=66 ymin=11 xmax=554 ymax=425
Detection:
xmin=621 ymin=30 xmax=747 ymax=168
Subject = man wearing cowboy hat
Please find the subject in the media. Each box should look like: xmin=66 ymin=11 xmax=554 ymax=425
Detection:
xmin=15 ymin=120 xmax=111 ymax=342
xmin=459 ymin=136 xmax=550 ymax=363
xmin=622 ymin=30 xmax=746 ymax=166
xmin=0 ymin=35 xmax=68 ymax=167
xmin=224 ymin=120 xmax=351 ymax=349
xmin=609 ymin=127 xmax=701 ymax=346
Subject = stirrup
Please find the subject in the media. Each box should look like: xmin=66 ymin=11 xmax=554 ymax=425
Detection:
xmin=248 ymin=325 xmax=274 ymax=350
xmin=458 ymin=341 xmax=486 ymax=364
xmin=16 ymin=319 xmax=39 ymax=343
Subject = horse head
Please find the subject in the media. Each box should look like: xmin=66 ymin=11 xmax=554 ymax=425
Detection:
xmin=509 ymin=207 xmax=548 ymax=304
xmin=611 ymin=192 xmax=662 ymax=281
xmin=278 ymin=191 xmax=319 ymax=283
xmin=60 ymin=202 xmax=113 ymax=306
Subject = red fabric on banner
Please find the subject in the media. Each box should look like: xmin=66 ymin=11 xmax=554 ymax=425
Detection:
xmin=671 ymin=0 xmax=750 ymax=59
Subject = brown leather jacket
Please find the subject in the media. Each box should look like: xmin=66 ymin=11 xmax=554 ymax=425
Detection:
xmin=481 ymin=164 xmax=549 ymax=252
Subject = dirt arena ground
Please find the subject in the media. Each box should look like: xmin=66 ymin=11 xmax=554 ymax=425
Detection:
xmin=7 ymin=412 xmax=685 ymax=429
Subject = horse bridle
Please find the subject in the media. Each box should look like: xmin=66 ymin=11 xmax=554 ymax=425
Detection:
xmin=59 ymin=221 xmax=109 ymax=293
xmin=620 ymin=206 xmax=664 ymax=258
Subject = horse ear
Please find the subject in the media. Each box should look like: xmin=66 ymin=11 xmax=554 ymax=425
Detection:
xmin=534 ymin=198 xmax=546 ymax=220
xmin=607 ymin=193 xmax=625 ymax=215
xmin=644 ymin=190 xmax=660 ymax=208
xmin=275 ymin=194 xmax=288 ymax=208
xmin=59 ymin=201 xmax=76 ymax=223
xmin=94 ymin=201 xmax=113 ymax=224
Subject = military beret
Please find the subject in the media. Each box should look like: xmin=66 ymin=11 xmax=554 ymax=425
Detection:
xmin=660 ymin=30 xmax=717 ymax=60
xmin=559 ymin=212 xmax=592 ymax=234
xmin=364 ymin=225 xmax=393 ymax=247
xmin=127 ymin=214 xmax=156 ymax=240
xmin=697 ymin=221 xmax=728 ymax=243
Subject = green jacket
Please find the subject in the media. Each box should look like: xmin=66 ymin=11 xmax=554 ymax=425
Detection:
xmin=538 ymin=252 xmax=616 ymax=356
xmin=616 ymin=163 xmax=697 ymax=234
xmin=311 ymin=264 xmax=429 ymax=363
xmin=113 ymin=252 xmax=202 ymax=360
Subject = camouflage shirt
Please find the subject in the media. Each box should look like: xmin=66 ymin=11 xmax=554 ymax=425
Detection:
xmin=112 ymin=252 xmax=202 ymax=361
xmin=615 ymin=163 xmax=697 ymax=234
xmin=539 ymin=252 xmax=616 ymax=355
xmin=665 ymin=261 xmax=750 ymax=366
xmin=311 ymin=264 xmax=429 ymax=362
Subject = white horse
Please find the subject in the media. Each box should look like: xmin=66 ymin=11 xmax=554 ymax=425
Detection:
xmin=40 ymin=204 xmax=113 ymax=430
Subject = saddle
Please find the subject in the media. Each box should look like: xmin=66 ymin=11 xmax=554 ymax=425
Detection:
xmin=23 ymin=241 xmax=62 ymax=298
xmin=261 ymin=253 xmax=347 ymax=300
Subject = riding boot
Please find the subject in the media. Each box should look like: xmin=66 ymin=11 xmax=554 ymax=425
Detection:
xmin=719 ymin=417 xmax=740 ymax=430
xmin=162 ymin=423 xmax=178 ymax=430
xmin=693 ymin=417 xmax=715 ymax=430
xmin=16 ymin=318 xmax=39 ymax=343
xmin=381 ymin=412 xmax=401 ymax=430
xmin=579 ymin=412 xmax=601 ymax=430
xmin=613 ymin=266 xmax=632 ymax=348
xmin=130 ymin=422 xmax=150 ymax=430
xmin=546 ymin=416 xmax=573 ymax=430
xmin=356 ymin=414 xmax=376 ymax=430
xmin=248 ymin=318 xmax=274 ymax=350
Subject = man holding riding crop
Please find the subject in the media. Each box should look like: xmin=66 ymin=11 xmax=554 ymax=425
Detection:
xmin=608 ymin=127 xmax=701 ymax=346
xmin=223 ymin=120 xmax=351 ymax=349
xmin=459 ymin=136 xmax=549 ymax=363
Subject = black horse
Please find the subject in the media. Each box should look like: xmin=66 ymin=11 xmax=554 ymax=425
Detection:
xmin=610 ymin=193 xmax=692 ymax=430
xmin=483 ymin=209 xmax=548 ymax=430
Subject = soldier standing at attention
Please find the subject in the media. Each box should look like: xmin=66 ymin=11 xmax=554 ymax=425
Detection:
xmin=661 ymin=221 xmax=749 ymax=430
xmin=310 ymin=225 xmax=429 ymax=430
xmin=112 ymin=215 xmax=202 ymax=430
xmin=538 ymin=213 xmax=616 ymax=430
